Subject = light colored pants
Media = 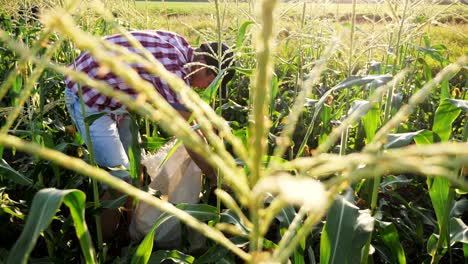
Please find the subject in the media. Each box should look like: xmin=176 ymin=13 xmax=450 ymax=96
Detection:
xmin=64 ymin=88 xmax=133 ymax=184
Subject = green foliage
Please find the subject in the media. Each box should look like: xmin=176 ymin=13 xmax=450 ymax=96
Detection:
xmin=132 ymin=204 xmax=218 ymax=264
xmin=7 ymin=188 xmax=95 ymax=264
xmin=148 ymin=250 xmax=194 ymax=264
xmin=320 ymin=190 xmax=374 ymax=264
xmin=0 ymin=159 xmax=32 ymax=186
xmin=377 ymin=221 xmax=406 ymax=264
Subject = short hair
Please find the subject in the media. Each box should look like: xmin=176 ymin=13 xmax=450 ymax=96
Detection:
xmin=198 ymin=42 xmax=235 ymax=93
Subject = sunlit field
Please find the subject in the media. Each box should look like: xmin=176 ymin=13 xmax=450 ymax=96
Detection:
xmin=135 ymin=1 xmax=468 ymax=65
xmin=0 ymin=0 xmax=467 ymax=263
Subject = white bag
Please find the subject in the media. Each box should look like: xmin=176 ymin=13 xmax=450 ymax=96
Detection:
xmin=129 ymin=140 xmax=203 ymax=249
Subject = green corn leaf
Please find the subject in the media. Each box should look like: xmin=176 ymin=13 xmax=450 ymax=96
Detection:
xmin=427 ymin=177 xmax=452 ymax=232
xmin=350 ymin=209 xmax=375 ymax=264
xmin=391 ymin=92 xmax=403 ymax=110
xmin=219 ymin=209 xmax=249 ymax=235
xmin=83 ymin=109 xmax=127 ymax=126
xmin=148 ymin=250 xmax=194 ymax=264
xmin=414 ymin=130 xmax=440 ymax=145
xmin=426 ymin=217 xmax=468 ymax=255
xmin=263 ymin=154 xmax=287 ymax=167
xmin=0 ymin=159 xmax=32 ymax=186
xmin=201 ymin=70 xmax=225 ymax=102
xmin=7 ymin=188 xmax=95 ymax=264
xmin=320 ymin=190 xmax=374 ymax=264
xmin=318 ymin=104 xmax=332 ymax=145
xmin=270 ymin=195 xmax=297 ymax=243
xmin=464 ymin=243 xmax=468 ymax=261
xmin=433 ymin=99 xmax=466 ymax=142
xmin=194 ymin=237 xmax=247 ymax=264
xmin=306 ymin=235 xmax=317 ymax=264
xmin=141 ymin=136 xmax=171 ymax=152
xmin=129 ymin=144 xmax=138 ymax=185
xmin=235 ymin=21 xmax=255 ymax=49
xmin=11 ymin=76 xmax=22 ymax=106
xmin=387 ymin=128 xmax=444 ymax=148
xmin=230 ymin=66 xmax=253 ymax=76
xmin=352 ymin=99 xmax=380 ymax=142
xmin=385 ymin=130 xmax=427 ymax=149
xmin=347 ymin=99 xmax=372 ymax=126
xmin=101 ymin=194 xmax=128 ymax=209
xmin=275 ymin=203 xmax=296 ymax=229
xmin=132 ymin=204 xmax=218 ymax=264
xmin=83 ymin=111 xmax=108 ymax=126
xmin=132 ymin=212 xmax=174 ymax=264
xmin=450 ymin=198 xmax=468 ymax=218
xmin=377 ymin=220 xmax=406 ymax=264
xmin=449 ymin=218 xmax=468 ymax=246
xmin=440 ymin=80 xmax=449 ymax=103
xmin=62 ymin=190 xmax=96 ymax=263
xmin=292 ymin=236 xmax=306 ymax=264
xmin=129 ymin=114 xmax=142 ymax=186
xmin=194 ymin=242 xmax=231 ymax=264
xmin=431 ymin=98 xmax=466 ymax=215
xmin=413 ymin=45 xmax=449 ymax=65
xmin=176 ymin=203 xmax=218 ymax=222
xmin=270 ymin=75 xmax=279 ymax=116
xmin=298 ymin=75 xmax=392 ymax=157
xmin=304 ymin=98 xmax=318 ymax=107
xmin=425 ymin=175 xmax=452 ymax=262
xmin=333 ymin=75 xmax=393 ymax=91
xmin=53 ymin=142 xmax=82 ymax=153
xmin=444 ymin=99 xmax=468 ymax=111
xmin=348 ymin=100 xmax=371 ymax=118
xmin=0 ymin=204 xmax=25 ymax=221
xmin=427 ymin=233 xmax=438 ymax=256
xmin=422 ymin=98 xmax=465 ymax=262
xmin=416 ymin=57 xmax=433 ymax=80
xmin=274 ymin=202 xmax=304 ymax=264
xmin=374 ymin=244 xmax=398 ymax=264
xmin=381 ymin=175 xmax=413 ymax=189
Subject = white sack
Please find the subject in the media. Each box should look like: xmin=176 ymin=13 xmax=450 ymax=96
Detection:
xmin=129 ymin=140 xmax=203 ymax=248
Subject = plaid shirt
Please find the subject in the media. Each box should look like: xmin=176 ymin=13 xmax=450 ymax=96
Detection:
xmin=65 ymin=30 xmax=194 ymax=111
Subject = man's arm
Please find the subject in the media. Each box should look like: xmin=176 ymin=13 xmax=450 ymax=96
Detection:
xmin=177 ymin=109 xmax=217 ymax=184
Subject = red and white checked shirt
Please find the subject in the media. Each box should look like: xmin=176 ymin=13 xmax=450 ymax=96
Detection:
xmin=64 ymin=30 xmax=194 ymax=111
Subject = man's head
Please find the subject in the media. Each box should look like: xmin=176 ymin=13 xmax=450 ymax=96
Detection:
xmin=189 ymin=42 xmax=235 ymax=94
